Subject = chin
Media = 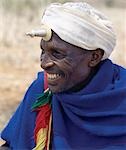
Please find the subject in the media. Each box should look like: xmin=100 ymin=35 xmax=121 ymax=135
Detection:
xmin=48 ymin=85 xmax=66 ymax=93
xmin=48 ymin=86 xmax=60 ymax=93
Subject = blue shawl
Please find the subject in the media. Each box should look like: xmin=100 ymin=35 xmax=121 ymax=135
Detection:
xmin=1 ymin=59 xmax=126 ymax=149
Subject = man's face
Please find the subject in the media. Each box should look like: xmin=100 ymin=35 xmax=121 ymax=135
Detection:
xmin=40 ymin=32 xmax=93 ymax=93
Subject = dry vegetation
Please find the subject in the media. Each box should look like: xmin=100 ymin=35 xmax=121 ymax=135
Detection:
xmin=0 ymin=0 xmax=126 ymax=145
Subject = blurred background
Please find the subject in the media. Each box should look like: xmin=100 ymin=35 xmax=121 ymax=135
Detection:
xmin=0 ymin=0 xmax=126 ymax=143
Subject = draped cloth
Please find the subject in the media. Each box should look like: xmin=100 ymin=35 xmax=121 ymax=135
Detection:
xmin=51 ymin=59 xmax=126 ymax=149
xmin=1 ymin=59 xmax=126 ymax=149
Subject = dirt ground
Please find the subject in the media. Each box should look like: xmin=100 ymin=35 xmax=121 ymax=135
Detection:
xmin=0 ymin=6 xmax=126 ymax=145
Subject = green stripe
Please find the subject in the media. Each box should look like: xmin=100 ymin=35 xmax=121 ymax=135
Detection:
xmin=31 ymin=89 xmax=52 ymax=110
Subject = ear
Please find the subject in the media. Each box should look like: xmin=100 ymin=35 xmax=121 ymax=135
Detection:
xmin=88 ymin=49 xmax=104 ymax=67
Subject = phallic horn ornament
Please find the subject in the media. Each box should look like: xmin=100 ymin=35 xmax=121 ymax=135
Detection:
xmin=26 ymin=24 xmax=52 ymax=41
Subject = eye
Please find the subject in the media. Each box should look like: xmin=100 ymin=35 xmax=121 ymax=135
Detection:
xmin=52 ymin=49 xmax=66 ymax=59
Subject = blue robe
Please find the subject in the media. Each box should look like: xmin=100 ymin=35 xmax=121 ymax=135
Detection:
xmin=1 ymin=59 xmax=126 ymax=149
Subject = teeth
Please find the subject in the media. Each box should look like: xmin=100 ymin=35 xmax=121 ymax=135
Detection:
xmin=47 ymin=73 xmax=60 ymax=80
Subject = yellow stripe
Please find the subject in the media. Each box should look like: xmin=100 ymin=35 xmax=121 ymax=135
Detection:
xmin=33 ymin=128 xmax=47 ymax=150
xmin=47 ymin=113 xmax=52 ymax=150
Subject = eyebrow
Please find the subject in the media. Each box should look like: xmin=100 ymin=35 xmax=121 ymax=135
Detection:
xmin=41 ymin=40 xmax=67 ymax=54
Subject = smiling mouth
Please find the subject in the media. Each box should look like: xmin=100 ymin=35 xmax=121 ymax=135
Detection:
xmin=47 ymin=73 xmax=61 ymax=81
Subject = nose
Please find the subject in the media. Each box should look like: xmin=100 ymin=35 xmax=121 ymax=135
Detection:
xmin=40 ymin=54 xmax=54 ymax=70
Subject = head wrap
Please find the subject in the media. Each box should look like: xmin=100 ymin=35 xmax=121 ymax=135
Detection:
xmin=27 ymin=2 xmax=116 ymax=60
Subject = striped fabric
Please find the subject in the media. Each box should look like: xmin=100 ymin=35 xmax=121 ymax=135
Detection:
xmin=33 ymin=72 xmax=52 ymax=150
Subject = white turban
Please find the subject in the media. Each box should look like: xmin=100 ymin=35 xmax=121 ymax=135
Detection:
xmin=41 ymin=2 xmax=116 ymax=60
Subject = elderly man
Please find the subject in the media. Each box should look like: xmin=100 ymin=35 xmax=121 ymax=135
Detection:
xmin=1 ymin=2 xmax=126 ymax=150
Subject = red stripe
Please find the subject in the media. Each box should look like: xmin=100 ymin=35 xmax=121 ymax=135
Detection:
xmin=34 ymin=104 xmax=51 ymax=143
xmin=34 ymin=72 xmax=49 ymax=144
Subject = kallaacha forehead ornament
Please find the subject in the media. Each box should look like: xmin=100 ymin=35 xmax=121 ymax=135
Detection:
xmin=26 ymin=23 xmax=52 ymax=41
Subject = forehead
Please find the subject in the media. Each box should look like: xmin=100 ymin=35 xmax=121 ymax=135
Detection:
xmin=40 ymin=31 xmax=73 ymax=51
xmin=40 ymin=32 xmax=66 ymax=48
xmin=40 ymin=31 xmax=88 ymax=55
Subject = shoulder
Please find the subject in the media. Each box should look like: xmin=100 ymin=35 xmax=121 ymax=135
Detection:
xmin=113 ymin=63 xmax=126 ymax=79
xmin=30 ymin=71 xmax=44 ymax=89
xmin=110 ymin=61 xmax=126 ymax=88
xmin=25 ymin=71 xmax=44 ymax=96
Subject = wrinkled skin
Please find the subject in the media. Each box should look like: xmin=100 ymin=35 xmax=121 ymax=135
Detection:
xmin=40 ymin=32 xmax=103 ymax=93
